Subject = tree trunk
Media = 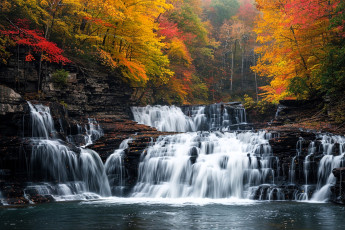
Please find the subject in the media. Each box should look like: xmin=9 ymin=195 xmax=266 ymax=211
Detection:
xmin=241 ymin=50 xmax=244 ymax=90
xmin=254 ymin=53 xmax=259 ymax=102
xmin=231 ymin=51 xmax=234 ymax=92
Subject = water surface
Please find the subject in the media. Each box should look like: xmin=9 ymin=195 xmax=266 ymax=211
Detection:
xmin=1 ymin=199 xmax=345 ymax=229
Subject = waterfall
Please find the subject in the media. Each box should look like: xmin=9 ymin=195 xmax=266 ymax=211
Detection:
xmin=23 ymin=101 xmax=345 ymax=203
xmin=295 ymin=141 xmax=316 ymax=201
xmin=84 ymin=118 xmax=103 ymax=147
xmin=105 ymin=138 xmax=132 ymax=195
xmin=67 ymin=118 xmax=103 ymax=147
xmin=28 ymin=102 xmax=56 ymax=139
xmin=131 ymin=103 xmax=248 ymax=132
xmin=27 ymin=102 xmax=110 ymax=200
xmin=79 ymin=148 xmax=111 ymax=196
xmin=131 ymin=131 xmax=276 ymax=199
xmin=131 ymin=105 xmax=197 ymax=132
xmin=289 ymin=137 xmax=304 ymax=184
xmin=310 ymin=135 xmax=345 ymax=202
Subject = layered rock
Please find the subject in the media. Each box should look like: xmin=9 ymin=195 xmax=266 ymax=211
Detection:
xmin=331 ymin=167 xmax=345 ymax=204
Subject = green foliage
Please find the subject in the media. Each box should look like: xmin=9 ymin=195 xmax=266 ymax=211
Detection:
xmin=288 ymin=77 xmax=310 ymax=99
xmin=51 ymin=69 xmax=69 ymax=88
xmin=0 ymin=37 xmax=12 ymax=64
xmin=209 ymin=0 xmax=240 ymax=27
xmin=244 ymin=94 xmax=276 ymax=116
xmin=243 ymin=94 xmax=255 ymax=109
xmin=190 ymin=75 xmax=209 ymax=103
xmin=170 ymin=4 xmax=208 ymax=48
xmin=59 ymin=100 xmax=68 ymax=108
xmin=329 ymin=101 xmax=345 ymax=124
xmin=312 ymin=1 xmax=345 ymax=101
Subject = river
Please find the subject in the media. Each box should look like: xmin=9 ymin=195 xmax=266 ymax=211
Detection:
xmin=1 ymin=199 xmax=345 ymax=229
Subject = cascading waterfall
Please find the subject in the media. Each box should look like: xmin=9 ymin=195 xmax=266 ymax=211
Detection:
xmin=288 ymin=134 xmax=345 ymax=202
xmin=105 ymin=138 xmax=132 ymax=195
xmin=131 ymin=103 xmax=248 ymax=132
xmin=131 ymin=131 xmax=277 ymax=199
xmin=131 ymin=105 xmax=197 ymax=132
xmin=295 ymin=141 xmax=316 ymax=201
xmin=79 ymin=148 xmax=111 ymax=196
xmin=22 ymin=102 xmax=345 ymax=203
xmin=311 ymin=135 xmax=345 ymax=202
xmin=289 ymin=137 xmax=304 ymax=184
xmin=26 ymin=102 xmax=110 ymax=201
xmin=84 ymin=118 xmax=103 ymax=147
xmin=28 ymin=102 xmax=56 ymax=139
xmin=66 ymin=118 xmax=103 ymax=147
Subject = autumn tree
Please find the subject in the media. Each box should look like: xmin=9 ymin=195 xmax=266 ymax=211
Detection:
xmin=253 ymin=0 xmax=340 ymax=102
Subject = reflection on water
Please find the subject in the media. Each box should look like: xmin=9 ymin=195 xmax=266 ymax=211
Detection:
xmin=1 ymin=201 xmax=345 ymax=229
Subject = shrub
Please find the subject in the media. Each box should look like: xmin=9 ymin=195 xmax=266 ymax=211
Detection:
xmin=51 ymin=69 xmax=69 ymax=88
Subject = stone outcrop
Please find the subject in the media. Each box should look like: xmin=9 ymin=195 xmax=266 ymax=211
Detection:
xmin=42 ymin=67 xmax=133 ymax=117
xmin=331 ymin=167 xmax=345 ymax=204
xmin=0 ymin=85 xmax=25 ymax=116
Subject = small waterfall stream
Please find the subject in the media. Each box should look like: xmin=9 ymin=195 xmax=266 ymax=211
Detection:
xmin=311 ymin=135 xmax=345 ymax=201
xmin=105 ymin=138 xmax=132 ymax=195
xmin=290 ymin=134 xmax=345 ymax=202
xmin=26 ymin=102 xmax=110 ymax=201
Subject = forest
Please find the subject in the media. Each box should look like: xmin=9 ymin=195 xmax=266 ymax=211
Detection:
xmin=0 ymin=0 xmax=344 ymax=107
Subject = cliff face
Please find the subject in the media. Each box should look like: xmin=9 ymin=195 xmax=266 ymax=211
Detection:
xmin=0 ymin=61 xmax=137 ymax=204
xmin=0 ymin=61 xmax=133 ymax=117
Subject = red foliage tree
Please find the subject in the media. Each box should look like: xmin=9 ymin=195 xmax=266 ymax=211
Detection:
xmin=1 ymin=19 xmax=70 ymax=64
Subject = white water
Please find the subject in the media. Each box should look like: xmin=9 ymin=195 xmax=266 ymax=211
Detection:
xmin=311 ymin=135 xmax=345 ymax=202
xmin=295 ymin=141 xmax=316 ymax=201
xmin=131 ymin=104 xmax=247 ymax=132
xmin=84 ymin=118 xmax=103 ymax=147
xmin=131 ymin=131 xmax=276 ymax=199
xmin=105 ymin=138 xmax=132 ymax=195
xmin=289 ymin=137 xmax=304 ymax=184
xmin=66 ymin=118 xmax=103 ymax=147
xmin=24 ymin=102 xmax=345 ymax=203
xmin=28 ymin=102 xmax=56 ymax=139
xmin=131 ymin=105 xmax=198 ymax=132
xmin=27 ymin=102 xmax=110 ymax=200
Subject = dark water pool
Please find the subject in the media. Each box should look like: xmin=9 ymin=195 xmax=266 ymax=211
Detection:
xmin=1 ymin=198 xmax=345 ymax=229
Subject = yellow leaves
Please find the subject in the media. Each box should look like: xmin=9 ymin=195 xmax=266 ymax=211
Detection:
xmin=167 ymin=37 xmax=192 ymax=66
xmin=40 ymin=0 xmax=49 ymax=7
xmin=72 ymin=0 xmax=173 ymax=85
xmin=98 ymin=49 xmax=118 ymax=69
xmin=119 ymin=56 xmax=148 ymax=83
xmin=253 ymin=0 xmax=334 ymax=101
xmin=97 ymin=49 xmax=148 ymax=83
xmin=3 ymin=0 xmax=173 ymax=86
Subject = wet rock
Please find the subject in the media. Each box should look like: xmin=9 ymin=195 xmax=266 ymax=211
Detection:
xmin=189 ymin=147 xmax=199 ymax=164
xmin=332 ymin=167 xmax=345 ymax=178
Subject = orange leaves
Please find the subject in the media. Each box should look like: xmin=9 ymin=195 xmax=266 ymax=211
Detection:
xmin=97 ymin=49 xmax=147 ymax=83
xmin=119 ymin=55 xmax=148 ymax=82
xmin=25 ymin=53 xmax=35 ymax=62
xmin=97 ymin=49 xmax=118 ymax=69
xmin=83 ymin=16 xmax=116 ymax=29
xmin=167 ymin=37 xmax=192 ymax=67
xmin=253 ymin=0 xmax=339 ymax=102
xmin=284 ymin=0 xmax=339 ymax=29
